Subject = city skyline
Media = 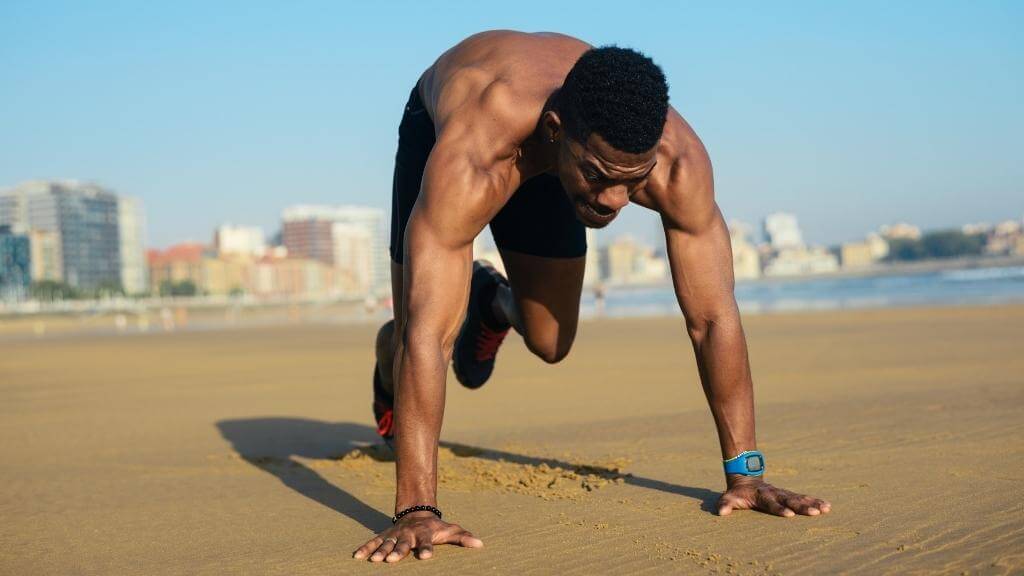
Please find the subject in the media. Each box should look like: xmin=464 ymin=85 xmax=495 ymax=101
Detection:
xmin=3 ymin=175 xmax=1018 ymax=253
xmin=2 ymin=2 xmax=1022 ymax=249
xmin=2 ymin=178 xmax=1021 ymax=303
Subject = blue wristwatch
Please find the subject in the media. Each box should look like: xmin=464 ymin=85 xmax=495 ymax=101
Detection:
xmin=723 ymin=450 xmax=765 ymax=476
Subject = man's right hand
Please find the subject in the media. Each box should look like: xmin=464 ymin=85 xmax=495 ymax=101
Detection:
xmin=352 ymin=511 xmax=483 ymax=563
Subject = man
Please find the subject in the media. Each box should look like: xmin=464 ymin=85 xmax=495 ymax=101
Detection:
xmin=354 ymin=30 xmax=831 ymax=564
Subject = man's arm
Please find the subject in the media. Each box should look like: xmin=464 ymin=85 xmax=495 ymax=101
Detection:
xmin=354 ymin=110 xmax=519 ymax=562
xmin=655 ymin=150 xmax=831 ymax=518
xmin=663 ymin=206 xmax=755 ymax=461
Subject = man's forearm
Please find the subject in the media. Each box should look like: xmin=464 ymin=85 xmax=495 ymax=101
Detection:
xmin=392 ymin=339 xmax=448 ymax=510
xmin=690 ymin=312 xmax=757 ymax=461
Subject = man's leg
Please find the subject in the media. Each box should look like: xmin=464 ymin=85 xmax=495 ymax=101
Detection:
xmin=375 ymin=261 xmax=405 ymax=398
xmin=469 ymin=172 xmax=588 ymax=371
xmin=493 ymin=250 xmax=585 ymax=364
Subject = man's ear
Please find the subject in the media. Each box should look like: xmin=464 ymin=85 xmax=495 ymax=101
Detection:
xmin=541 ymin=110 xmax=563 ymax=143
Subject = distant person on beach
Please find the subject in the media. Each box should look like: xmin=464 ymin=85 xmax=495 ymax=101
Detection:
xmin=356 ymin=30 xmax=831 ymax=563
xmin=593 ymin=281 xmax=606 ymax=317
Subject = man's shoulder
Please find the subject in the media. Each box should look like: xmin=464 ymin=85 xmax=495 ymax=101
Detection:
xmin=639 ymin=110 xmax=716 ymax=230
xmin=432 ymin=77 xmax=534 ymax=160
xmin=428 ymin=31 xmax=584 ymax=135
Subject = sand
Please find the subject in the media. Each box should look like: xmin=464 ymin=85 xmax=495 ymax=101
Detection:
xmin=1 ymin=305 xmax=1022 ymax=575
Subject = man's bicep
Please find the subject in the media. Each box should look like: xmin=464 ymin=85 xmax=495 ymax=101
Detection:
xmin=663 ymin=205 xmax=738 ymax=327
xmin=400 ymin=148 xmax=500 ymax=350
xmin=408 ymin=142 xmax=504 ymax=253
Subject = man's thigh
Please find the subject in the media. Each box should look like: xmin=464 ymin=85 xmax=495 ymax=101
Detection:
xmin=498 ymin=249 xmax=585 ymax=361
xmin=489 ymin=173 xmax=588 ymax=360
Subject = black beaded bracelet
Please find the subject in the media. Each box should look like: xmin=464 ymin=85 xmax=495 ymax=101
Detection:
xmin=392 ymin=505 xmax=442 ymax=524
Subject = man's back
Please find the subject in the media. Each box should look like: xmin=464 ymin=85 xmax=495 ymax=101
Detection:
xmin=414 ymin=29 xmax=706 ymax=221
xmin=419 ymin=31 xmax=591 ymax=138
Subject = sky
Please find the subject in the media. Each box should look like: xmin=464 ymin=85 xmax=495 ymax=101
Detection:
xmin=1 ymin=1 xmax=1021 ymax=249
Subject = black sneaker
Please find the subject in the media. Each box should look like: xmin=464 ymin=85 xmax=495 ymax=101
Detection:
xmin=453 ymin=261 xmax=511 ymax=389
xmin=372 ymin=319 xmax=396 ymax=449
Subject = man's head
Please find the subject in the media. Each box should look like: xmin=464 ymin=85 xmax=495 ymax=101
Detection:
xmin=545 ymin=46 xmax=669 ymax=227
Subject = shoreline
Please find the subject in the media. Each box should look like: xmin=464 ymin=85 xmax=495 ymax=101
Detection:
xmin=605 ymin=253 xmax=1024 ymax=290
xmin=2 ymin=298 xmax=1023 ymax=342
xmin=2 ymin=255 xmax=1022 ymax=340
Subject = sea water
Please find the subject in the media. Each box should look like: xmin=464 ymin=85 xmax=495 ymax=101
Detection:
xmin=582 ymin=266 xmax=1024 ymax=318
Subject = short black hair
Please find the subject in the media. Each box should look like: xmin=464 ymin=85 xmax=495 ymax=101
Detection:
xmin=556 ymin=46 xmax=669 ymax=154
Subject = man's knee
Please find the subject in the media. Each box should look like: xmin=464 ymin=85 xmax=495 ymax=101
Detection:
xmin=524 ymin=331 xmax=575 ymax=364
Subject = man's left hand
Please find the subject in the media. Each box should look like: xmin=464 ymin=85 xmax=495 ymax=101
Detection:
xmin=717 ymin=476 xmax=832 ymax=517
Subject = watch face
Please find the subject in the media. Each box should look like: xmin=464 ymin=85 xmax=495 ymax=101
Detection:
xmin=746 ymin=455 xmax=764 ymax=472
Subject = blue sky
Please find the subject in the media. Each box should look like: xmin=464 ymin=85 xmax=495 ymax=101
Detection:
xmin=2 ymin=1 xmax=1021 ymax=248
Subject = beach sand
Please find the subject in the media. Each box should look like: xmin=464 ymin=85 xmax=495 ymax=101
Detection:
xmin=1 ymin=305 xmax=1022 ymax=575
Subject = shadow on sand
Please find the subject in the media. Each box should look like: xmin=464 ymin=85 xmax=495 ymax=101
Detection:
xmin=215 ymin=417 xmax=721 ymax=531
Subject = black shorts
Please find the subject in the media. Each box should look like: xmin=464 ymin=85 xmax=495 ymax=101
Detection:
xmin=389 ymin=85 xmax=587 ymax=264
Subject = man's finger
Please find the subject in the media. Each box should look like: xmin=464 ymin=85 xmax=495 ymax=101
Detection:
xmin=416 ymin=543 xmax=434 ymax=560
xmin=456 ymin=530 xmax=484 ymax=548
xmin=717 ymin=497 xmax=740 ymax=516
xmin=353 ymin=536 xmax=383 ymax=560
xmin=437 ymin=524 xmax=482 ymax=548
xmin=717 ymin=493 xmax=747 ymax=516
xmin=386 ymin=539 xmax=414 ymax=563
xmin=783 ymin=493 xmax=820 ymax=516
xmin=759 ymin=494 xmax=795 ymax=517
xmin=370 ymin=538 xmax=398 ymax=562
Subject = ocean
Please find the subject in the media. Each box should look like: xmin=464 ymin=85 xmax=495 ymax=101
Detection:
xmin=583 ymin=266 xmax=1024 ymax=318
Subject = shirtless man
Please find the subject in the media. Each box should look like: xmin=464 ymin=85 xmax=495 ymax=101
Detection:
xmin=355 ymin=30 xmax=831 ymax=563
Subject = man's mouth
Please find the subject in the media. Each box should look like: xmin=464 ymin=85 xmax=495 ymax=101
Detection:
xmin=575 ymin=198 xmax=616 ymax=224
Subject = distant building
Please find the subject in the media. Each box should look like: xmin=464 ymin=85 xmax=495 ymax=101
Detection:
xmin=252 ymin=253 xmax=339 ymax=299
xmin=729 ymin=221 xmax=761 ymax=280
xmin=583 ymin=228 xmax=601 ymax=287
xmin=636 ymin=254 xmax=668 ymax=283
xmin=763 ymin=212 xmax=804 ymax=251
xmin=840 ymin=242 xmax=875 ymax=269
xmin=118 ymin=197 xmax=148 ymax=295
xmin=281 ymin=205 xmax=387 ymax=294
xmin=866 ymin=233 xmax=889 ymax=260
xmin=601 ymin=235 xmax=667 ymax=285
xmin=28 ymin=229 xmax=62 ymax=282
xmin=205 ymin=256 xmax=253 ymax=296
xmin=961 ymin=222 xmax=993 ymax=235
xmin=764 ymin=247 xmax=839 ymax=277
xmin=984 ymin=220 xmax=1024 ymax=256
xmin=0 ymin=225 xmax=31 ymax=300
xmin=602 ymin=235 xmax=639 ymax=285
xmin=332 ymin=222 xmax=373 ymax=295
xmin=0 ymin=181 xmax=124 ymax=291
xmin=147 ymin=241 xmax=364 ymax=299
xmin=148 ymin=243 xmax=252 ymax=296
xmin=839 ymin=232 xmax=889 ymax=269
xmin=214 ymin=224 xmax=266 ymax=257
xmin=879 ymin=222 xmax=921 ymax=240
xmin=147 ymin=243 xmax=208 ymax=294
xmin=281 ymin=217 xmax=334 ymax=263
xmin=994 ymin=220 xmax=1022 ymax=236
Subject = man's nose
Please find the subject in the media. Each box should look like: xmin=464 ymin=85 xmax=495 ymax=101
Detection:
xmin=597 ymin=185 xmax=630 ymax=211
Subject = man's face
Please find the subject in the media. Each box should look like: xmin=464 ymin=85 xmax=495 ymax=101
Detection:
xmin=556 ymin=132 xmax=658 ymax=228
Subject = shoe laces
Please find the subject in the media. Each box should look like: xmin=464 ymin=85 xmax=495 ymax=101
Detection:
xmin=376 ymin=408 xmax=394 ymax=438
xmin=475 ymin=323 xmax=509 ymax=361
